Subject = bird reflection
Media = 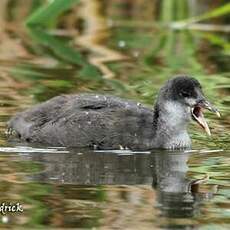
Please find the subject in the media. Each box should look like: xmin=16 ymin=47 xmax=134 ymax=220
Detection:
xmin=152 ymin=152 xmax=195 ymax=218
xmin=23 ymin=149 xmax=212 ymax=219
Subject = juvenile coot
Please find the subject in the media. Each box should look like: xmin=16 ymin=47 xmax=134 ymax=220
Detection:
xmin=7 ymin=76 xmax=220 ymax=150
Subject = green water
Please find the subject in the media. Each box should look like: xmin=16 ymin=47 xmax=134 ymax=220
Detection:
xmin=0 ymin=0 xmax=229 ymax=229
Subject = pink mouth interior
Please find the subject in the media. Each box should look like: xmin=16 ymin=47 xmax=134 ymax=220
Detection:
xmin=192 ymin=105 xmax=211 ymax=136
xmin=193 ymin=106 xmax=201 ymax=118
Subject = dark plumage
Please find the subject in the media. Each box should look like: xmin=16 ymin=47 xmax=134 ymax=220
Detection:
xmin=7 ymin=76 xmax=219 ymax=150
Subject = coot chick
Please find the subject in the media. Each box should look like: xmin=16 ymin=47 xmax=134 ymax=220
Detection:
xmin=8 ymin=76 xmax=220 ymax=150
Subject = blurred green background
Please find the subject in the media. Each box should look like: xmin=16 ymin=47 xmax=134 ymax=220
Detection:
xmin=0 ymin=0 xmax=229 ymax=103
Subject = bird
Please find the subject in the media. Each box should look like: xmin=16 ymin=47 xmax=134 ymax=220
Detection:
xmin=7 ymin=75 xmax=220 ymax=150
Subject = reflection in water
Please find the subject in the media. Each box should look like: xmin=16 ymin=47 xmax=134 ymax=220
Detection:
xmin=19 ymin=149 xmax=212 ymax=220
xmin=77 ymin=0 xmax=128 ymax=79
xmin=27 ymin=149 xmax=153 ymax=185
xmin=153 ymin=153 xmax=194 ymax=219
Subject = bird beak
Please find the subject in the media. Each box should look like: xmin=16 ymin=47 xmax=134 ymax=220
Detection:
xmin=191 ymin=99 xmax=220 ymax=136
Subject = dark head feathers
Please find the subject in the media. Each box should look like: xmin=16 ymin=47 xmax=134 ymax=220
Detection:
xmin=166 ymin=75 xmax=202 ymax=100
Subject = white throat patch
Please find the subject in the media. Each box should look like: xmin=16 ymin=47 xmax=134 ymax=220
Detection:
xmin=163 ymin=101 xmax=191 ymax=127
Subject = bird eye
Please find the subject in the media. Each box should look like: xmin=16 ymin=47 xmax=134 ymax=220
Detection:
xmin=180 ymin=91 xmax=190 ymax=97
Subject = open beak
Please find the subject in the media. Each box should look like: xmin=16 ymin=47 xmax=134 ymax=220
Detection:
xmin=191 ymin=100 xmax=220 ymax=136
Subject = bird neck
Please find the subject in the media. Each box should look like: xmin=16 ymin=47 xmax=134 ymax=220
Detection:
xmin=153 ymin=100 xmax=191 ymax=149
